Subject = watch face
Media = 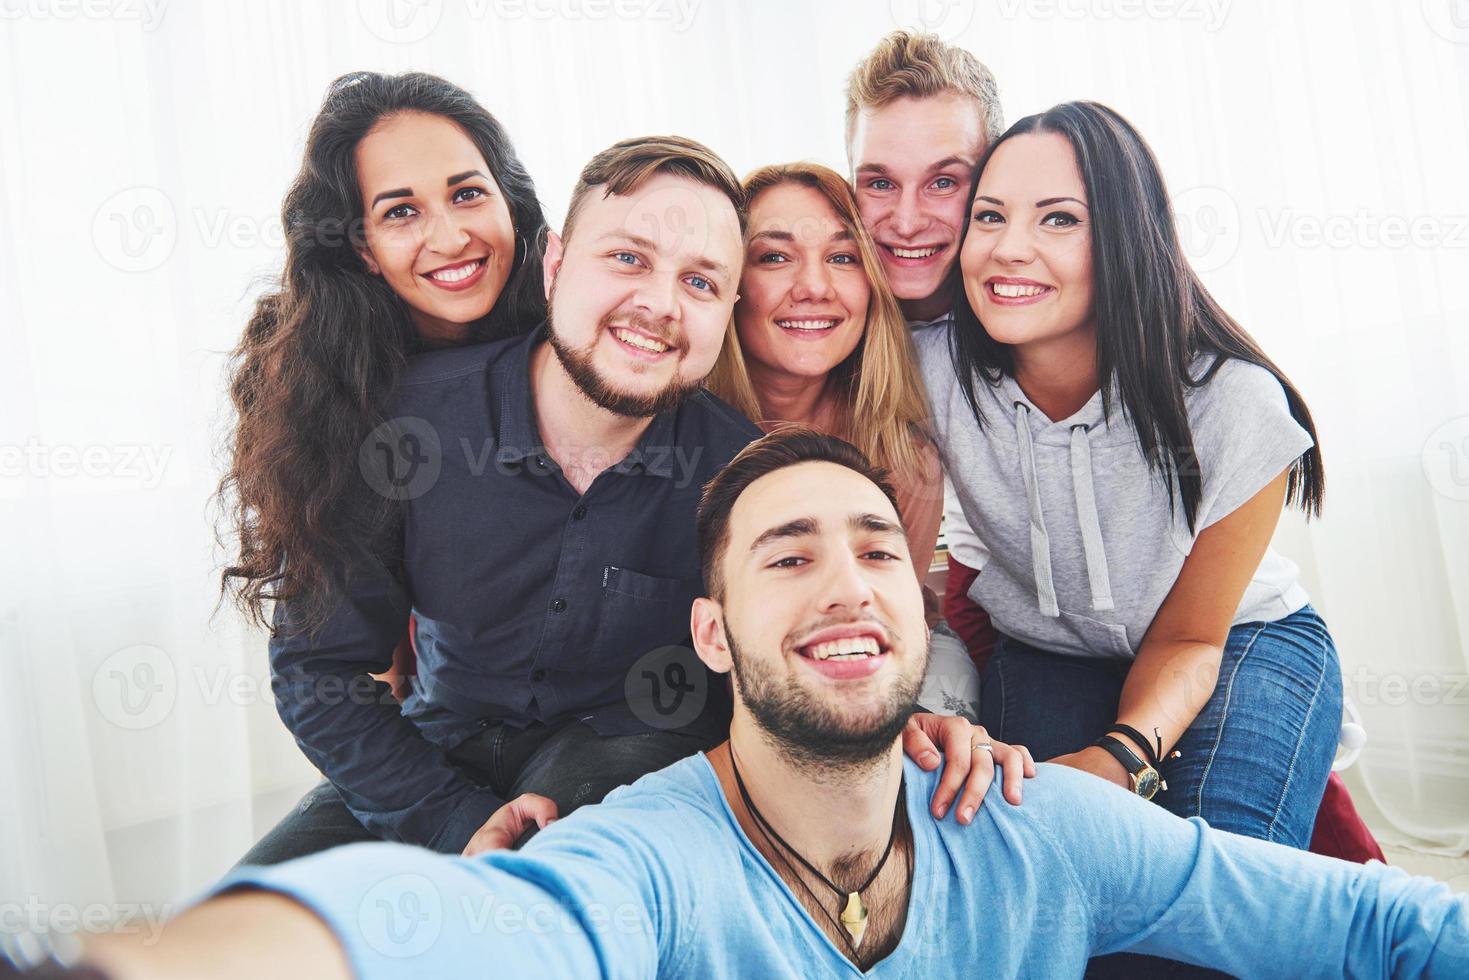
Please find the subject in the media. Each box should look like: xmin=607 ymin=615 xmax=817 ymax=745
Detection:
xmin=1135 ymin=768 xmax=1161 ymax=800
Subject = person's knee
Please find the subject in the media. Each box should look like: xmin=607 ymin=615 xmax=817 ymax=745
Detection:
xmin=234 ymin=781 xmax=376 ymax=869
xmin=513 ymin=729 xmax=709 ymax=814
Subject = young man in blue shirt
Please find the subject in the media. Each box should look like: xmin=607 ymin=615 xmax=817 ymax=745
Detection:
xmin=83 ymin=429 xmax=1467 ymax=978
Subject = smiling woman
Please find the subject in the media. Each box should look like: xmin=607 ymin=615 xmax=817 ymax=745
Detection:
xmin=706 ymin=162 xmax=941 ymax=585
xmin=918 ymin=101 xmax=1345 ymax=977
xmin=354 ymin=111 xmax=521 ymax=345
xmin=216 ymin=71 xmax=549 ymax=636
xmin=704 ymin=162 xmax=982 ymax=722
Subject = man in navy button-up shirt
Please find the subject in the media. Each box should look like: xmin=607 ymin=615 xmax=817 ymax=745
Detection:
xmin=240 ymin=135 xmax=759 ymax=862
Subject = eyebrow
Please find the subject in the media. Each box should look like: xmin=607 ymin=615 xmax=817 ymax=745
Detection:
xmin=976 ymin=195 xmax=1089 ymax=208
xmin=852 ymin=513 xmax=906 ymax=538
xmin=370 ymin=170 xmax=489 ymax=208
xmin=596 ymin=231 xmax=733 ymax=283
xmin=855 ymin=156 xmax=975 ymax=177
xmin=747 ymin=512 xmax=907 ymax=554
xmin=748 ymin=228 xmax=854 ymax=245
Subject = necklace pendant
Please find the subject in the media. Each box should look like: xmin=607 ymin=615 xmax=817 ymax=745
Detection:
xmin=839 ymin=891 xmax=868 ymax=949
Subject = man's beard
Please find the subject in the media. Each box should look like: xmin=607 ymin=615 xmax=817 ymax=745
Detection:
xmin=546 ymin=305 xmax=703 ymax=419
xmin=724 ymin=615 xmax=929 ymax=774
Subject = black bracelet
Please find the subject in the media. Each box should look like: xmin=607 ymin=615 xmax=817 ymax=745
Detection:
xmin=1108 ymin=723 xmax=1162 ymax=769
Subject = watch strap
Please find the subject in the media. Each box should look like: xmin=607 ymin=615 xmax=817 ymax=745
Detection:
xmin=1107 ymin=723 xmax=1161 ymax=768
xmin=1094 ymin=733 xmax=1147 ymax=775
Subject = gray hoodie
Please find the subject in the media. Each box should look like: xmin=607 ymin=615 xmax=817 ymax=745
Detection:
xmin=915 ymin=325 xmax=1312 ymax=660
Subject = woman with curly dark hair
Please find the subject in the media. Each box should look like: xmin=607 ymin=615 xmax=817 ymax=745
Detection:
xmin=218 ymin=70 xmax=548 ymax=636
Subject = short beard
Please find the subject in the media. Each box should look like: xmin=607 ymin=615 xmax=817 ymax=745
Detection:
xmin=546 ymin=306 xmax=703 ymax=419
xmin=725 ymin=615 xmax=927 ymax=778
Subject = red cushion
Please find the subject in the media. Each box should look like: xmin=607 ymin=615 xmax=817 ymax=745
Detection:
xmin=1309 ymin=772 xmax=1386 ymax=864
xmin=944 ymin=554 xmax=998 ymax=674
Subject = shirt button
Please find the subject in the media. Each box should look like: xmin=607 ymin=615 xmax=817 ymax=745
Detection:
xmin=572 ymin=505 xmax=587 ymax=520
xmin=477 ymin=719 xmax=490 ymax=728
xmin=551 ymin=597 xmax=568 ymax=613
xmin=531 ymin=669 xmax=547 ymax=682
xmin=536 ymin=456 xmax=548 ymax=468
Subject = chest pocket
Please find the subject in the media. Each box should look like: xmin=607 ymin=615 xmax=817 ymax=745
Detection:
xmin=1058 ymin=607 xmax=1135 ymax=659
xmin=591 ymin=566 xmax=700 ymax=672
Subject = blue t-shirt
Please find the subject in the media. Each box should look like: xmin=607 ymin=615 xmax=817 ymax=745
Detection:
xmin=212 ymin=756 xmax=1468 ymax=978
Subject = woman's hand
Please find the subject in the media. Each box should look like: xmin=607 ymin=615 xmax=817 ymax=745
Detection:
xmin=1048 ymin=744 xmax=1130 ymax=790
xmin=902 ymin=712 xmax=1036 ymax=824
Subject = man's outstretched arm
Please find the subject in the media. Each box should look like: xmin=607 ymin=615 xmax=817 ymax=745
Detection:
xmin=80 ymin=834 xmax=664 ymax=980
xmin=1028 ymin=764 xmax=1469 ymax=977
xmin=85 ymin=891 xmax=352 ymax=980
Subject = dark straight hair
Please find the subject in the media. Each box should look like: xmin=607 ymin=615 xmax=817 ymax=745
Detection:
xmin=219 ymin=71 xmax=549 ymax=633
xmin=948 ymin=101 xmax=1324 ymax=532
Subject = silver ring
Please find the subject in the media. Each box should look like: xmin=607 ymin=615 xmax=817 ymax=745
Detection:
xmin=972 ymin=741 xmax=994 ymax=754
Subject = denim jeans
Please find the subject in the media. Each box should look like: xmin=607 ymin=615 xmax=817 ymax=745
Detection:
xmin=236 ymin=720 xmax=719 ymax=867
xmin=978 ymin=605 xmax=1342 ymax=978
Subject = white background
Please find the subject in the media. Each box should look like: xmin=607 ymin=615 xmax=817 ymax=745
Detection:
xmin=1 ymin=0 xmax=1467 ymax=922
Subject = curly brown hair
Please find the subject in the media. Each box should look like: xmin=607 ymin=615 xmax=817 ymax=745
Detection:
xmin=217 ymin=71 xmax=548 ymax=634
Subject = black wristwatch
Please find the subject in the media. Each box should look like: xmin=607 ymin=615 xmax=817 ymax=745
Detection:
xmin=1094 ymin=734 xmax=1163 ymax=800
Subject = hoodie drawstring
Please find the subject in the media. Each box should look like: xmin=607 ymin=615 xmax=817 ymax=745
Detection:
xmin=1013 ymin=403 xmax=1116 ymax=617
xmin=1069 ymin=424 xmax=1116 ymax=612
xmin=1013 ymin=404 xmax=1059 ymax=617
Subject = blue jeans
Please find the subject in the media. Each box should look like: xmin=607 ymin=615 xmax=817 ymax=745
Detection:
xmin=979 ymin=605 xmax=1342 ymax=978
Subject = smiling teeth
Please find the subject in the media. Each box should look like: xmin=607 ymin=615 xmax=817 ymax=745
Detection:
xmin=890 ymin=246 xmax=939 ymax=259
xmin=428 ymin=260 xmax=483 ymax=283
xmin=613 ymin=328 xmax=671 ymax=353
xmin=991 ymin=282 xmax=1050 ymax=297
xmin=807 ymin=636 xmax=881 ymax=660
xmin=776 ymin=319 xmax=839 ymax=331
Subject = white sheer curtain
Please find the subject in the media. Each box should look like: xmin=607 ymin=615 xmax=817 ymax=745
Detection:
xmin=2 ymin=0 xmax=1465 ymax=921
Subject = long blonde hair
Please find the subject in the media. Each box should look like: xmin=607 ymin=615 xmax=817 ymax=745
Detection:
xmin=706 ymin=161 xmax=934 ymax=490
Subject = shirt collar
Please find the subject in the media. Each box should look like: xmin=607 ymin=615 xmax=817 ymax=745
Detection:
xmin=494 ymin=325 xmax=547 ymax=464
xmin=906 ymin=309 xmax=956 ymax=332
xmin=494 ymin=322 xmax=680 ymax=480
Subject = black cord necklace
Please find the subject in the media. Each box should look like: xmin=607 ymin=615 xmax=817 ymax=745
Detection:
xmin=729 ymin=746 xmax=906 ymax=952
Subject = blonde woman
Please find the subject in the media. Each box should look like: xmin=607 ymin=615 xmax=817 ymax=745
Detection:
xmin=708 ymin=162 xmax=979 ymax=719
